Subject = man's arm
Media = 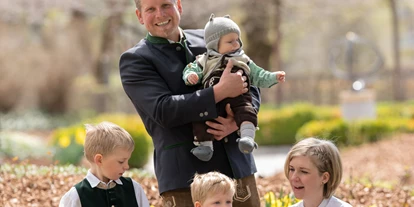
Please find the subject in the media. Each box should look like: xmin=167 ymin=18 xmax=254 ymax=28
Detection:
xmin=120 ymin=51 xmax=218 ymax=128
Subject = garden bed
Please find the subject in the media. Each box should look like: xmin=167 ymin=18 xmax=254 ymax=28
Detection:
xmin=1 ymin=134 xmax=413 ymax=206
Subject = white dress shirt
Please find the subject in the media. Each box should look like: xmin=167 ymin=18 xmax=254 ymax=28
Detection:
xmin=59 ymin=170 xmax=150 ymax=207
xmin=290 ymin=196 xmax=352 ymax=207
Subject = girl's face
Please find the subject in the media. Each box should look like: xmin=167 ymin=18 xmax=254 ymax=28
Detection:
xmin=218 ymin=32 xmax=241 ymax=54
xmin=288 ymin=156 xmax=329 ymax=202
xmin=195 ymin=191 xmax=233 ymax=207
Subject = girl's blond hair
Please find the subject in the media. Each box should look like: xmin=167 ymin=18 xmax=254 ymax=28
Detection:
xmin=284 ymin=137 xmax=343 ymax=198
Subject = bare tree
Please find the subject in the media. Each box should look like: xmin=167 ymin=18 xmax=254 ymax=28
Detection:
xmin=389 ymin=0 xmax=404 ymax=101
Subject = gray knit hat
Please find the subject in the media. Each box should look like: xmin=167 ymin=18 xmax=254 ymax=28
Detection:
xmin=204 ymin=14 xmax=242 ymax=52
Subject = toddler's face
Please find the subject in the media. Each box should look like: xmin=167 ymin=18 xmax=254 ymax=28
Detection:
xmin=198 ymin=191 xmax=233 ymax=207
xmin=218 ymin=32 xmax=240 ymax=54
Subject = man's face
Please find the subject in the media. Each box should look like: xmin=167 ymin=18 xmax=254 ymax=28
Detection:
xmin=136 ymin=0 xmax=182 ymax=42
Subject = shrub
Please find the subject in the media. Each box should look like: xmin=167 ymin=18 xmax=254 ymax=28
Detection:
xmin=295 ymin=119 xmax=348 ymax=145
xmin=353 ymin=119 xmax=392 ymax=143
xmin=50 ymin=114 xmax=152 ymax=168
xmin=256 ymin=104 xmax=316 ymax=145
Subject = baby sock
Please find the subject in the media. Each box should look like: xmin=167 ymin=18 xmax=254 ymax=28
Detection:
xmin=237 ymin=122 xmax=258 ymax=154
xmin=191 ymin=141 xmax=214 ymax=161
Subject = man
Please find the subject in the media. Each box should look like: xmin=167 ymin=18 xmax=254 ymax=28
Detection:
xmin=120 ymin=0 xmax=261 ymax=206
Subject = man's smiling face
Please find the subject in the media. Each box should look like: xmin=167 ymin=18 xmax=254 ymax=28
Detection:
xmin=136 ymin=0 xmax=182 ymax=42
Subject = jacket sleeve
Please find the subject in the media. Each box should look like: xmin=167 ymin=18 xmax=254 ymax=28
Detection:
xmin=248 ymin=60 xmax=278 ymax=88
xmin=182 ymin=60 xmax=204 ymax=86
xmin=120 ymin=51 xmax=218 ymax=128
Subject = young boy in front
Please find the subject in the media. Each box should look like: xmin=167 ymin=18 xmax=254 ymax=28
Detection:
xmin=59 ymin=121 xmax=150 ymax=207
xmin=190 ymin=171 xmax=236 ymax=207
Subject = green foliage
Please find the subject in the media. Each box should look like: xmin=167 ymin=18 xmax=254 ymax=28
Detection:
xmin=257 ymin=101 xmax=414 ymax=147
xmin=50 ymin=114 xmax=152 ymax=168
xmin=256 ymin=103 xmax=316 ymax=145
xmin=295 ymin=119 xmax=348 ymax=145
xmin=350 ymin=119 xmax=392 ymax=144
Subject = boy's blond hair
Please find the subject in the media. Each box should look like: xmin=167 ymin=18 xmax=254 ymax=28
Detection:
xmin=190 ymin=171 xmax=236 ymax=204
xmin=284 ymin=137 xmax=343 ymax=198
xmin=84 ymin=121 xmax=135 ymax=162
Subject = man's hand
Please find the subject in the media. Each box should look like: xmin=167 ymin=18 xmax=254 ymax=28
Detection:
xmin=206 ymin=104 xmax=238 ymax=141
xmin=187 ymin=73 xmax=199 ymax=85
xmin=213 ymin=60 xmax=248 ymax=103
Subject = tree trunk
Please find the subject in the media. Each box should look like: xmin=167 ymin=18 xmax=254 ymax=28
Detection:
xmin=92 ymin=0 xmax=127 ymax=112
xmin=389 ymin=0 xmax=404 ymax=101
xmin=95 ymin=0 xmax=124 ymax=85
xmin=272 ymin=0 xmax=283 ymax=106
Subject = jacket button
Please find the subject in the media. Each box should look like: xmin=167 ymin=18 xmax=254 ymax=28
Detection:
xmin=199 ymin=113 xmax=204 ymax=117
xmin=224 ymin=137 xmax=228 ymax=143
xmin=176 ymin=46 xmax=181 ymax=51
xmin=204 ymin=111 xmax=208 ymax=116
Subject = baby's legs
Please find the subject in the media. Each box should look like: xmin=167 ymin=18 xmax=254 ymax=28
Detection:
xmin=237 ymin=121 xmax=258 ymax=153
xmin=191 ymin=141 xmax=214 ymax=161
xmin=191 ymin=121 xmax=214 ymax=161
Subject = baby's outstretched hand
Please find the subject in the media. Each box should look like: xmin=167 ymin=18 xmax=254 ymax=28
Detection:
xmin=276 ymin=71 xmax=286 ymax=82
xmin=188 ymin=73 xmax=199 ymax=85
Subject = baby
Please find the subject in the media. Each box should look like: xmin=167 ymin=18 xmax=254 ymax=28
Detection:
xmin=183 ymin=14 xmax=285 ymax=161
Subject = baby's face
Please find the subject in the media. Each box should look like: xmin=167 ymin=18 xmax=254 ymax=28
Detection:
xmin=218 ymin=32 xmax=240 ymax=54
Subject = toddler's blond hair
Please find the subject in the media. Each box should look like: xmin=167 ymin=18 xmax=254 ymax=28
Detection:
xmin=190 ymin=171 xmax=236 ymax=204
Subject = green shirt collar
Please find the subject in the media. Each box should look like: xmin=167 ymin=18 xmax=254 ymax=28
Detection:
xmin=146 ymin=28 xmax=184 ymax=44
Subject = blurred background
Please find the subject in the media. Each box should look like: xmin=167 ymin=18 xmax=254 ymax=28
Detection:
xmin=1 ymin=0 xmax=414 ymax=206
xmin=0 ymin=0 xmax=413 ymax=116
xmin=1 ymin=0 xmax=414 ymax=164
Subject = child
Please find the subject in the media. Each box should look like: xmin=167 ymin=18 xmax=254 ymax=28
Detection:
xmin=59 ymin=122 xmax=150 ymax=207
xmin=182 ymin=14 xmax=286 ymax=161
xmin=284 ymin=137 xmax=352 ymax=207
xmin=190 ymin=171 xmax=236 ymax=207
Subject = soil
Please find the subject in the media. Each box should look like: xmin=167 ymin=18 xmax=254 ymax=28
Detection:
xmin=341 ymin=133 xmax=414 ymax=186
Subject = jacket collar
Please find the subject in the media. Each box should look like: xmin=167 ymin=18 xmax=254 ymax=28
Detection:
xmin=146 ymin=28 xmax=184 ymax=44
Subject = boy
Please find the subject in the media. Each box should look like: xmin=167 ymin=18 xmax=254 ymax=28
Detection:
xmin=183 ymin=14 xmax=286 ymax=161
xmin=190 ymin=171 xmax=236 ymax=207
xmin=59 ymin=122 xmax=150 ymax=207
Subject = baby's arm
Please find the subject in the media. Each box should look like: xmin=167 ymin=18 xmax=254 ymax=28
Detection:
xmin=249 ymin=61 xmax=286 ymax=88
xmin=132 ymin=180 xmax=150 ymax=207
xmin=183 ymin=60 xmax=203 ymax=86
